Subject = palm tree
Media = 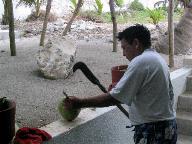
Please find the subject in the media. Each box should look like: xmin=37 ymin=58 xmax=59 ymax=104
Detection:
xmin=62 ymin=0 xmax=84 ymax=36
xmin=17 ymin=0 xmax=45 ymax=18
xmin=1 ymin=0 xmax=9 ymax=25
xmin=156 ymin=1 xmax=192 ymax=55
xmin=168 ymin=0 xmax=174 ymax=67
xmin=39 ymin=0 xmax=52 ymax=46
xmin=109 ymin=0 xmax=117 ymax=52
xmin=8 ymin=0 xmax=16 ymax=56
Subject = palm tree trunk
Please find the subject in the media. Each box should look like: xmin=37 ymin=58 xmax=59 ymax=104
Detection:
xmin=62 ymin=0 xmax=84 ymax=36
xmin=8 ymin=0 xmax=16 ymax=56
xmin=109 ymin=0 xmax=117 ymax=52
xmin=2 ymin=0 xmax=9 ymax=25
xmin=168 ymin=0 xmax=174 ymax=67
xmin=35 ymin=0 xmax=41 ymax=17
xmin=157 ymin=1 xmax=192 ymax=55
xmin=40 ymin=0 xmax=52 ymax=46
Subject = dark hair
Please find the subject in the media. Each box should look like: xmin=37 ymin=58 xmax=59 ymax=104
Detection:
xmin=117 ymin=24 xmax=151 ymax=49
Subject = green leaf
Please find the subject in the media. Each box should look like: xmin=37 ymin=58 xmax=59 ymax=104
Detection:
xmin=115 ymin=0 xmax=124 ymax=8
xmin=146 ymin=8 xmax=164 ymax=25
xmin=0 ymin=97 xmax=7 ymax=108
xmin=70 ymin=0 xmax=77 ymax=10
xmin=95 ymin=0 xmax=103 ymax=15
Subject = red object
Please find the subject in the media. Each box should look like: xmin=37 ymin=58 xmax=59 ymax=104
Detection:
xmin=108 ymin=65 xmax=128 ymax=91
xmin=13 ymin=127 xmax=52 ymax=144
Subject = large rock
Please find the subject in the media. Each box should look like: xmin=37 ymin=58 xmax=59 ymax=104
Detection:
xmin=36 ymin=37 xmax=76 ymax=79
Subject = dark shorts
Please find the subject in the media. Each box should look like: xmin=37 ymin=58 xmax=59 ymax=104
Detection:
xmin=133 ymin=119 xmax=177 ymax=144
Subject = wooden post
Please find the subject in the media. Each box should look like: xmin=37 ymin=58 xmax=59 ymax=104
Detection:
xmin=168 ymin=0 xmax=174 ymax=67
xmin=109 ymin=0 xmax=117 ymax=52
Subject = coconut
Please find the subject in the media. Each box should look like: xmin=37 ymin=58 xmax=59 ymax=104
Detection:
xmin=58 ymin=98 xmax=81 ymax=121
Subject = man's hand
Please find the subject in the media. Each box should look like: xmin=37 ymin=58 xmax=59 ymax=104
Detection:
xmin=64 ymin=96 xmax=82 ymax=109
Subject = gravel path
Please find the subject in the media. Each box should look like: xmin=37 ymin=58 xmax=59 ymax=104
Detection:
xmin=0 ymin=37 xmax=184 ymax=128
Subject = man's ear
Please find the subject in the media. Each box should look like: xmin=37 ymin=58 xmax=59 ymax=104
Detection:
xmin=133 ymin=38 xmax=140 ymax=50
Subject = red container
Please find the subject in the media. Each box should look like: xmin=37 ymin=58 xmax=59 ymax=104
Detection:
xmin=108 ymin=65 xmax=128 ymax=91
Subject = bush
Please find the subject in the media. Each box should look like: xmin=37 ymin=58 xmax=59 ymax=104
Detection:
xmin=129 ymin=0 xmax=144 ymax=11
xmin=78 ymin=10 xmax=104 ymax=23
xmin=115 ymin=0 xmax=124 ymax=7
xmin=26 ymin=10 xmax=58 ymax=22
xmin=70 ymin=0 xmax=77 ymax=10
xmin=146 ymin=8 xmax=164 ymax=25
xmin=94 ymin=0 xmax=103 ymax=15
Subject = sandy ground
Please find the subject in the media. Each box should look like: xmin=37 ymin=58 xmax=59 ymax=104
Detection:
xmin=0 ymin=37 xmax=184 ymax=128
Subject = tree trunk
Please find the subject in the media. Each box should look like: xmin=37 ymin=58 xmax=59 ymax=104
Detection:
xmin=109 ymin=0 xmax=117 ymax=52
xmin=2 ymin=0 xmax=9 ymax=25
xmin=8 ymin=0 xmax=16 ymax=56
xmin=40 ymin=0 xmax=52 ymax=46
xmin=156 ymin=1 xmax=192 ymax=55
xmin=168 ymin=0 xmax=174 ymax=67
xmin=62 ymin=0 xmax=84 ymax=36
xmin=35 ymin=0 xmax=41 ymax=17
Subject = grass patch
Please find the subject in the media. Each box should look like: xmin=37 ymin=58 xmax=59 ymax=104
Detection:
xmin=78 ymin=9 xmax=184 ymax=24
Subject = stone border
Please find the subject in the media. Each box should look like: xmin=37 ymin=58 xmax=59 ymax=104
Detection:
xmin=39 ymin=66 xmax=192 ymax=143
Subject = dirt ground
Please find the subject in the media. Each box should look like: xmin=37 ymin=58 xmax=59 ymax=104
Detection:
xmin=0 ymin=36 xmax=184 ymax=128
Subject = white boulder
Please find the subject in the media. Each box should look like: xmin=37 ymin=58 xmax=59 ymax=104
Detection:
xmin=36 ymin=37 xmax=76 ymax=79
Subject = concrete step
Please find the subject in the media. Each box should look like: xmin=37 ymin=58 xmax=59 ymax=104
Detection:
xmin=176 ymin=111 xmax=192 ymax=136
xmin=177 ymin=92 xmax=192 ymax=112
xmin=177 ymin=134 xmax=192 ymax=144
xmin=183 ymin=56 xmax=192 ymax=67
xmin=186 ymin=76 xmax=192 ymax=91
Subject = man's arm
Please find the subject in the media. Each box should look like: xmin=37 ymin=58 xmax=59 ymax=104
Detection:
xmin=67 ymin=93 xmax=121 ymax=109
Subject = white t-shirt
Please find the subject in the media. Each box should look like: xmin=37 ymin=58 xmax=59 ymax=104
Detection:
xmin=110 ymin=48 xmax=176 ymax=125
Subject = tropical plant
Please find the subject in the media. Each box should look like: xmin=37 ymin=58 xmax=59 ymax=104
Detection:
xmin=70 ymin=0 xmax=77 ymax=10
xmin=17 ymin=0 xmax=45 ymax=17
xmin=176 ymin=0 xmax=190 ymax=8
xmin=79 ymin=10 xmax=104 ymax=22
xmin=146 ymin=8 xmax=164 ymax=25
xmin=129 ymin=0 xmax=144 ymax=11
xmin=0 ymin=97 xmax=8 ymax=110
xmin=94 ymin=0 xmax=103 ymax=15
xmin=114 ymin=0 xmax=124 ymax=7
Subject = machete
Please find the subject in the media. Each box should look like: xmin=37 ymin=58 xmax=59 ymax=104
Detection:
xmin=73 ymin=61 xmax=129 ymax=119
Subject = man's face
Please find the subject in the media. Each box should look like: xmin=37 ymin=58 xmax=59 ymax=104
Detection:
xmin=121 ymin=39 xmax=140 ymax=61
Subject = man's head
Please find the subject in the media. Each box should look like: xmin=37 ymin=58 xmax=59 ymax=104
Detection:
xmin=117 ymin=24 xmax=151 ymax=61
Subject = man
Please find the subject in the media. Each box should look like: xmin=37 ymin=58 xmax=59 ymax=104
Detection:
xmin=65 ymin=24 xmax=177 ymax=144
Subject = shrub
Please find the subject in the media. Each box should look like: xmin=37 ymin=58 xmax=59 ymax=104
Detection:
xmin=146 ymin=8 xmax=164 ymax=25
xmin=26 ymin=10 xmax=58 ymax=22
xmin=115 ymin=0 xmax=124 ymax=7
xmin=94 ymin=0 xmax=103 ymax=15
xmin=70 ymin=0 xmax=77 ymax=10
xmin=78 ymin=10 xmax=104 ymax=23
xmin=129 ymin=0 xmax=144 ymax=11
